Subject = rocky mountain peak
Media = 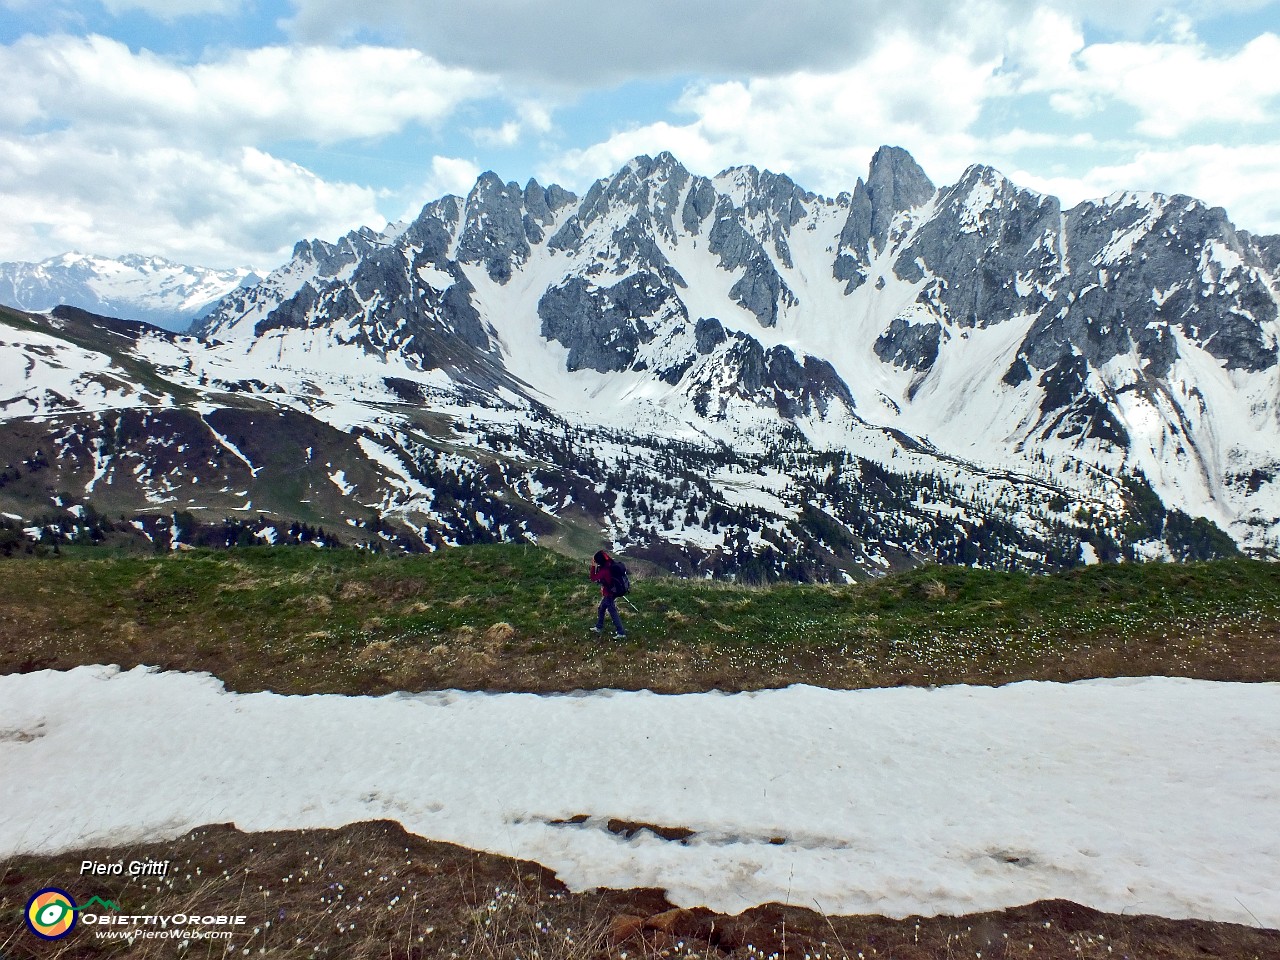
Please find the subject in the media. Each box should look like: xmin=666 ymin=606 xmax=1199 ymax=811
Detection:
xmin=646 ymin=150 xmax=690 ymax=180
xmin=866 ymin=145 xmax=936 ymax=249
xmin=456 ymin=174 xmax=540 ymax=283
xmin=831 ymin=146 xmax=936 ymax=292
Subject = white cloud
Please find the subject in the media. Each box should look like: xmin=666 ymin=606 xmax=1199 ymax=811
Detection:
xmin=1045 ymin=0 xmax=1279 ymax=36
xmin=0 ymin=134 xmax=381 ymax=269
xmin=280 ymin=0 xmax=1280 ymax=88
xmin=533 ymin=3 xmax=1280 ymax=240
xmin=393 ymin=156 xmax=483 ymax=223
xmin=282 ymin=0 xmax=1038 ymax=86
xmin=473 ymin=122 xmax=522 ymax=149
xmin=0 ymin=34 xmax=503 ymax=268
xmin=5 ymin=0 xmax=1279 ymax=273
xmin=0 ymin=34 xmax=496 ymax=147
xmin=519 ymin=101 xmax=554 ymax=137
xmin=471 ymin=100 xmax=557 ymax=149
xmin=1074 ymin=34 xmax=1280 ymax=138
xmin=1010 ymin=143 xmax=1280 ymax=234
xmin=1009 ymin=12 xmax=1280 ymax=138
xmin=539 ymin=29 xmax=1001 ymax=196
xmin=424 ymin=156 xmax=482 ymax=197
xmin=100 ymin=0 xmax=243 ymax=18
xmin=1002 ymin=9 xmax=1088 ymax=98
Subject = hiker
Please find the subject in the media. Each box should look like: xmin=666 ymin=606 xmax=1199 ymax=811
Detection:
xmin=589 ymin=549 xmax=628 ymax=638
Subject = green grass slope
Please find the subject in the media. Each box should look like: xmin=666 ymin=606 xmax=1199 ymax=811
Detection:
xmin=3 ymin=545 xmax=1278 ymax=694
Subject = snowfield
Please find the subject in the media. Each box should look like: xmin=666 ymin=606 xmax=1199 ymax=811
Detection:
xmin=1 ymin=667 xmax=1277 ymax=927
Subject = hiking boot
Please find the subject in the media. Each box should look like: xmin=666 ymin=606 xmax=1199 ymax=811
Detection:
xmin=591 ymin=625 xmax=603 ymax=634
xmin=616 ymin=631 xmax=627 ymax=639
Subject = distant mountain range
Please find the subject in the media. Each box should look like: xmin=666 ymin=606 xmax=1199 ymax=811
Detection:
xmin=0 ymin=252 xmax=257 ymax=332
xmin=2 ymin=146 xmax=1276 ymax=577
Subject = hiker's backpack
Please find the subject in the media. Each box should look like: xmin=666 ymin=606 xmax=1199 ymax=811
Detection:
xmin=610 ymin=560 xmax=631 ymax=597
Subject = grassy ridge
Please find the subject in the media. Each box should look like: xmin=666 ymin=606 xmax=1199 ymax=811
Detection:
xmin=2 ymin=544 xmax=1279 ymax=694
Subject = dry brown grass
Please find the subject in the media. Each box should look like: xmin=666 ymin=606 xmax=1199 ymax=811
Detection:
xmin=921 ymin=579 xmax=949 ymax=601
xmin=1 ymin=822 xmax=1274 ymax=959
xmin=484 ymin=622 xmax=517 ymax=646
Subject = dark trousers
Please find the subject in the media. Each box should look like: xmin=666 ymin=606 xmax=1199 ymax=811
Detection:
xmin=596 ymin=595 xmax=624 ymax=633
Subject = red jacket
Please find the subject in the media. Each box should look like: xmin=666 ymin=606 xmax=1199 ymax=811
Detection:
xmin=590 ymin=555 xmax=616 ymax=597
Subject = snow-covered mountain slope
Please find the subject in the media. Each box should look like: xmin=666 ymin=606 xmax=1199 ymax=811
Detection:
xmin=199 ymin=148 xmax=1280 ymax=557
xmin=4 ymin=300 xmax=1122 ymax=573
xmin=0 ymin=252 xmax=257 ymax=332
xmin=2 ymin=146 xmax=1274 ymax=575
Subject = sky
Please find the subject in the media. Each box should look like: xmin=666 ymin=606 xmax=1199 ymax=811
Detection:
xmin=1 ymin=0 xmax=1278 ymax=272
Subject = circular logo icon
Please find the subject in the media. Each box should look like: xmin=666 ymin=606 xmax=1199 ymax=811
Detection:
xmin=26 ymin=888 xmax=78 ymax=940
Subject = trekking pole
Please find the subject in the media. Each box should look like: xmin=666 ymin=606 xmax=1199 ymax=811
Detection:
xmin=622 ymin=596 xmax=639 ymax=612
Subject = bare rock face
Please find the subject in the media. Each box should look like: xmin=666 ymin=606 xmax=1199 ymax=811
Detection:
xmin=875 ymin=317 xmax=942 ymax=372
xmin=538 ymin=274 xmax=668 ymax=373
xmin=834 ymin=145 xmax=936 ymax=292
xmin=455 ymin=173 xmax=534 ymax=283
